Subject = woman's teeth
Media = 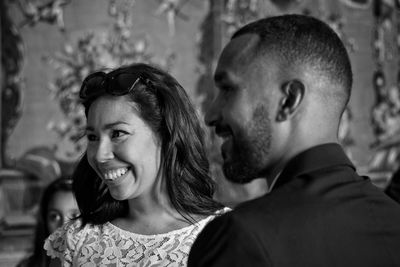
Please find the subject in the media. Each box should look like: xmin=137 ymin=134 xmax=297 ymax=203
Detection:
xmin=103 ymin=168 xmax=128 ymax=180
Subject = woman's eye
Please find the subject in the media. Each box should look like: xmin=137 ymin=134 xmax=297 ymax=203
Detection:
xmin=47 ymin=212 xmax=62 ymax=223
xmin=70 ymin=211 xmax=80 ymax=219
xmin=111 ymin=130 xmax=128 ymax=139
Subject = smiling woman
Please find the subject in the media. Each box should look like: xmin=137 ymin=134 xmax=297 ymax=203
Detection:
xmin=85 ymin=95 xmax=163 ymax=203
xmin=43 ymin=63 xmax=226 ymax=267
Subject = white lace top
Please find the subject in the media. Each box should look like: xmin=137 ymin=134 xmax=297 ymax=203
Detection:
xmin=44 ymin=212 xmax=224 ymax=267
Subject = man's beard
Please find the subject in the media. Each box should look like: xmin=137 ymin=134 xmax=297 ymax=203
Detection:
xmin=223 ymin=105 xmax=272 ymax=184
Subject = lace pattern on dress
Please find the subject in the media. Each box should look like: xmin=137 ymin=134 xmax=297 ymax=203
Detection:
xmin=44 ymin=211 xmax=227 ymax=267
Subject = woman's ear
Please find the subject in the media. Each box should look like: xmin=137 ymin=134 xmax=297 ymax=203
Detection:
xmin=276 ymin=80 xmax=305 ymax=122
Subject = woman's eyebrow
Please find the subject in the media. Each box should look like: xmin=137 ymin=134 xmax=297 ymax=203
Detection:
xmin=86 ymin=121 xmax=129 ymax=131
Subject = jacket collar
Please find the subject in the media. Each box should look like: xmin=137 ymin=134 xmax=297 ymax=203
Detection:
xmin=274 ymin=143 xmax=355 ymax=188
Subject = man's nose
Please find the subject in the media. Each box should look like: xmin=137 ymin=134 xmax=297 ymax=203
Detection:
xmin=95 ymin=139 xmax=114 ymax=163
xmin=204 ymin=98 xmax=220 ymax=127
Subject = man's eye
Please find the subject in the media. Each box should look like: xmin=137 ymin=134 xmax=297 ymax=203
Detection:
xmin=219 ymin=84 xmax=234 ymax=92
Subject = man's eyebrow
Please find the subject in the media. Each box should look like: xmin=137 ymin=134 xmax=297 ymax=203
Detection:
xmin=86 ymin=121 xmax=129 ymax=131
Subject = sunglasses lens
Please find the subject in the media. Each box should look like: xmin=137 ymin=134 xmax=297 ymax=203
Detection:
xmin=80 ymin=73 xmax=107 ymax=99
xmin=80 ymin=71 xmax=145 ymax=99
xmin=111 ymin=73 xmax=142 ymax=95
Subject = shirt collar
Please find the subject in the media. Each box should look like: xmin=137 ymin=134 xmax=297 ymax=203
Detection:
xmin=273 ymin=143 xmax=355 ymax=189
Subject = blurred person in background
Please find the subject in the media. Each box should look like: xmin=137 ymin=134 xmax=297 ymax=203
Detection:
xmin=17 ymin=177 xmax=78 ymax=267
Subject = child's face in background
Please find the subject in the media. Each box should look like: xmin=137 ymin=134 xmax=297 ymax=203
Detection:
xmin=46 ymin=191 xmax=79 ymax=233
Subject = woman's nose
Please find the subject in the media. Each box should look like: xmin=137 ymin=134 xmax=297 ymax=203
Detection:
xmin=95 ymin=139 xmax=114 ymax=163
xmin=62 ymin=215 xmax=71 ymax=225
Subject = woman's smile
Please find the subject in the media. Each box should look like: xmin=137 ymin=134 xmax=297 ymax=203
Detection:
xmin=102 ymin=167 xmax=130 ymax=181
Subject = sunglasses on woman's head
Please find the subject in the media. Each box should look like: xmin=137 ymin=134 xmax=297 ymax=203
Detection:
xmin=79 ymin=70 xmax=146 ymax=100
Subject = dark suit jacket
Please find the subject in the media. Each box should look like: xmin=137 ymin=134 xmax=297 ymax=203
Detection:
xmin=386 ymin=167 xmax=400 ymax=203
xmin=188 ymin=143 xmax=400 ymax=267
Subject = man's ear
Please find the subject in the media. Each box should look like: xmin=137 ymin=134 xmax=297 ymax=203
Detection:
xmin=276 ymin=80 xmax=305 ymax=122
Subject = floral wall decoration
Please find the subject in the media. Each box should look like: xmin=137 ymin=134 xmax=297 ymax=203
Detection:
xmin=221 ymin=0 xmax=260 ymax=37
xmin=368 ymin=0 xmax=400 ymax=172
xmin=340 ymin=0 xmax=372 ymax=9
xmin=1 ymin=0 xmax=71 ymax=167
xmin=17 ymin=0 xmax=70 ymax=31
xmin=45 ymin=0 xmax=176 ymax=160
xmin=155 ymin=0 xmax=191 ymax=36
xmin=1 ymin=0 xmax=25 ymax=167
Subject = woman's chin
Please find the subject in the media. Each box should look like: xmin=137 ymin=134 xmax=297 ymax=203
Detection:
xmin=108 ymin=184 xmax=137 ymax=201
xmin=109 ymin=190 xmax=130 ymax=201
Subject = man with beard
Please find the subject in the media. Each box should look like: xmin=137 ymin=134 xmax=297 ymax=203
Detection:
xmin=188 ymin=14 xmax=400 ymax=267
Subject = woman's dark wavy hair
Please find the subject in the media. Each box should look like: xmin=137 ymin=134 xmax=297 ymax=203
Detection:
xmin=19 ymin=177 xmax=73 ymax=267
xmin=73 ymin=63 xmax=223 ymax=225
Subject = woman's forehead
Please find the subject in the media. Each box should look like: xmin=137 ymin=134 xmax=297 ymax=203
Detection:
xmin=87 ymin=96 xmax=141 ymax=124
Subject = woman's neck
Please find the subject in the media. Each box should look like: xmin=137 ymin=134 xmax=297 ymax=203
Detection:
xmin=111 ymin=195 xmax=192 ymax=235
